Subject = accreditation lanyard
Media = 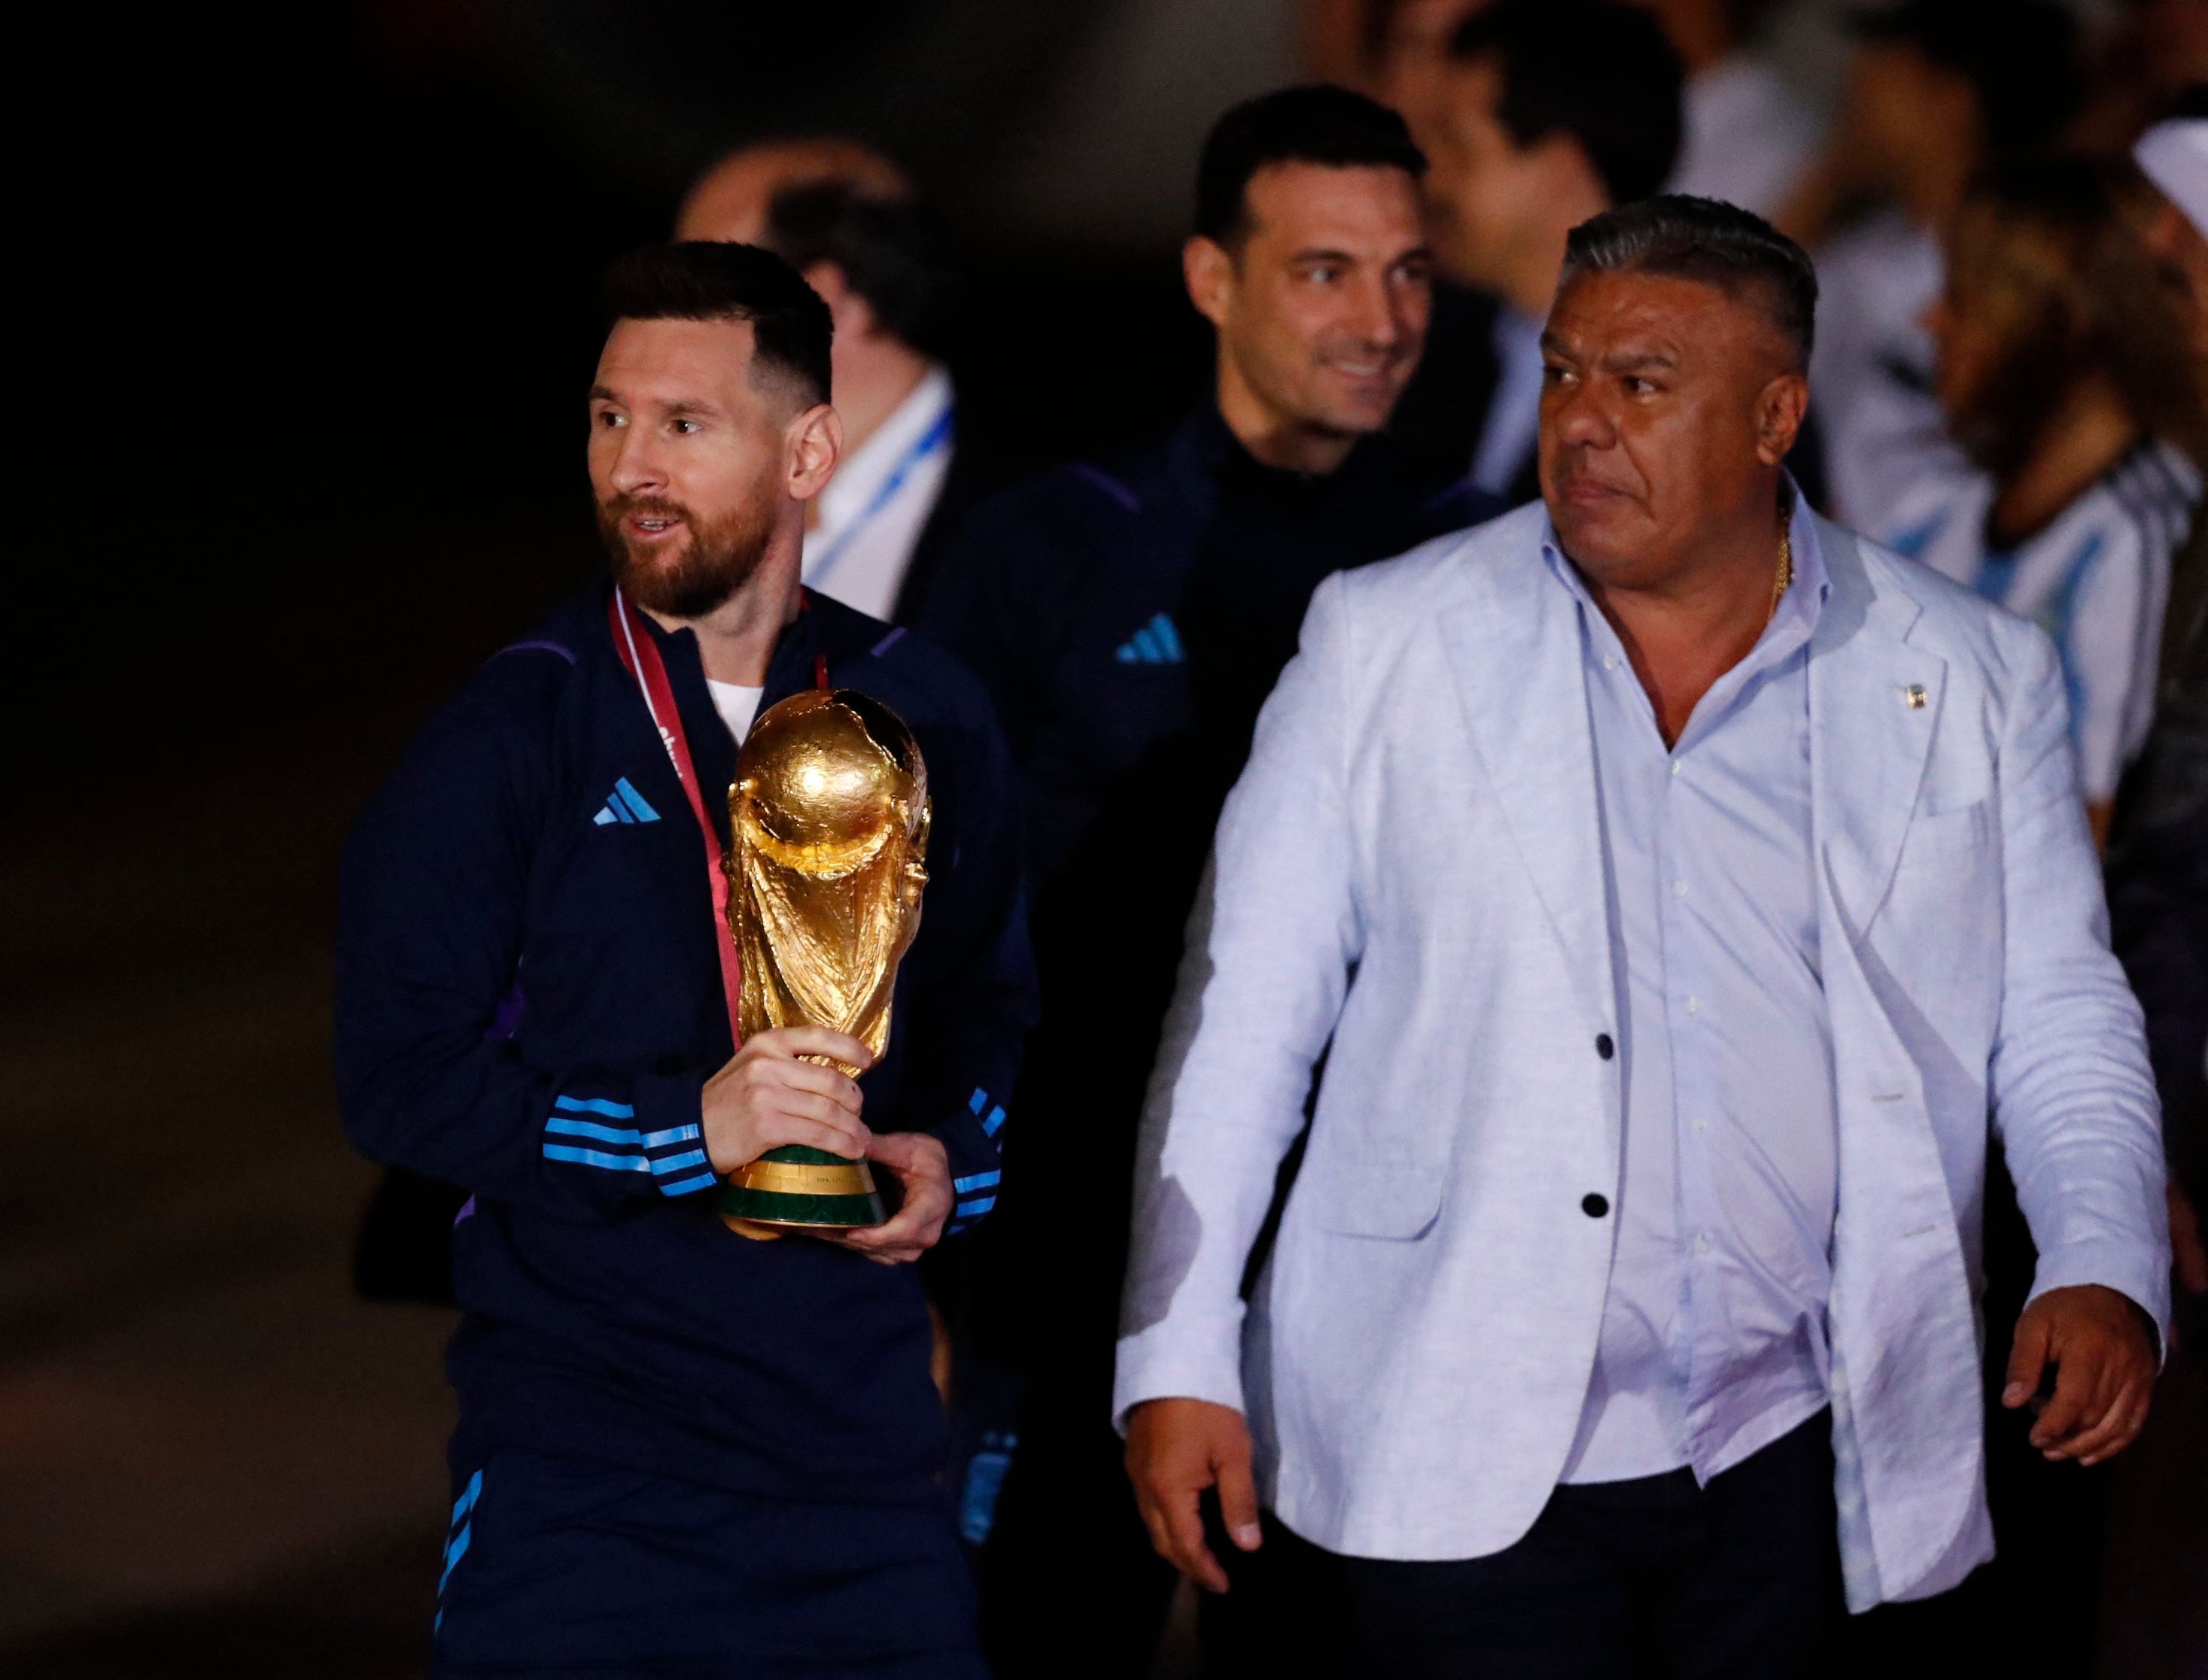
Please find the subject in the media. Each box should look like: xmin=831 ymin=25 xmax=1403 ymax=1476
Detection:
xmin=606 ymin=587 xmax=832 ymax=1050
xmin=805 ymin=404 xmax=954 ymax=591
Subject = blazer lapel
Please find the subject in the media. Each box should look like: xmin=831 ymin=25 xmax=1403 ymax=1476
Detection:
xmin=1808 ymin=522 xmax=1945 ymax=932
xmin=1441 ymin=548 xmax=1613 ymax=1034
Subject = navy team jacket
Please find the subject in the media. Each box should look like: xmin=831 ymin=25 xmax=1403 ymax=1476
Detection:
xmin=335 ymin=584 xmax=1036 ymax=1505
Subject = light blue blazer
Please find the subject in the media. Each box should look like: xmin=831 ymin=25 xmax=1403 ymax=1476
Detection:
xmin=1112 ymin=503 xmax=2170 ymax=1610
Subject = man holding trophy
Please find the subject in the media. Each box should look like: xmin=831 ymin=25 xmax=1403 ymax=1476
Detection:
xmin=336 ymin=242 xmax=1033 ymax=1676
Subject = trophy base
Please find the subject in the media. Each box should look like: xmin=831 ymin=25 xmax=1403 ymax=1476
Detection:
xmin=717 ymin=1145 xmax=886 ymax=1238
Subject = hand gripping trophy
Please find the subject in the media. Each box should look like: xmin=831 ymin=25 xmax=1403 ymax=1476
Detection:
xmin=716 ymin=688 xmax=930 ymax=1239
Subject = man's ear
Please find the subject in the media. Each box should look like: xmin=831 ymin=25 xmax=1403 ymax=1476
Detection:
xmin=803 ymin=260 xmax=877 ymax=341
xmin=787 ymin=402 xmax=843 ymax=501
xmin=1183 ymin=236 xmax=1235 ymax=332
xmin=1754 ymin=370 xmax=1810 ymax=468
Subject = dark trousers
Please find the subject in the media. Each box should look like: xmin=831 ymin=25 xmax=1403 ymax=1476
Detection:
xmin=1215 ymin=1411 xmax=1846 ymax=1680
xmin=432 ymin=1448 xmax=984 ymax=1678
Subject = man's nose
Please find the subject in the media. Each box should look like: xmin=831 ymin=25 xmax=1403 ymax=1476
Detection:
xmin=1548 ymin=384 xmax=1616 ymax=451
xmin=1350 ymin=275 xmax=1407 ymax=351
xmin=606 ymin=427 xmax=668 ymax=497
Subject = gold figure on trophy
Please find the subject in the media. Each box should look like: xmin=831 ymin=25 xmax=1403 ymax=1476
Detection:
xmin=717 ymin=688 xmax=930 ymax=1238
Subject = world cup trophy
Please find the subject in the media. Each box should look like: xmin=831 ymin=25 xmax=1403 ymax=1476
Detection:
xmin=716 ymin=688 xmax=930 ymax=1240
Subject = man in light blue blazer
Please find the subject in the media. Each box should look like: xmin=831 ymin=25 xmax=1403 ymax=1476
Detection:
xmin=1114 ymin=196 xmax=2170 ymax=1675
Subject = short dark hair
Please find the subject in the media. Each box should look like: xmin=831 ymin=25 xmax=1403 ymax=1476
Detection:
xmin=1852 ymin=0 xmax=2083 ymax=156
xmin=1195 ymin=84 xmax=1427 ymax=245
xmin=1560 ymin=195 xmax=1820 ymax=367
xmin=760 ymin=181 xmax=959 ymax=361
xmin=1449 ymin=0 xmax=1684 ymax=207
xmin=602 ymin=242 xmax=834 ymax=406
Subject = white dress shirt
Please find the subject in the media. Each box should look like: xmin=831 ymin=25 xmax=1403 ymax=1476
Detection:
xmin=1553 ymin=500 xmax=1838 ymax=1485
xmin=802 ymin=364 xmax=955 ymax=621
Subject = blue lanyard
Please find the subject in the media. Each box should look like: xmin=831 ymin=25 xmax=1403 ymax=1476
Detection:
xmin=808 ymin=403 xmax=956 ymax=588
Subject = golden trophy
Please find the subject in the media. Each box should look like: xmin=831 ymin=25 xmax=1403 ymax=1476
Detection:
xmin=716 ymin=688 xmax=930 ymax=1240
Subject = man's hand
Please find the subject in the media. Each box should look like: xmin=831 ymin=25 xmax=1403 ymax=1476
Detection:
xmin=1124 ymin=1397 xmax=1262 ymax=1593
xmin=2003 ymin=1284 xmax=2158 ymax=1467
xmin=813 ymin=1131 xmax=953 ymax=1265
xmin=701 ymin=1026 xmax=872 ymax=1174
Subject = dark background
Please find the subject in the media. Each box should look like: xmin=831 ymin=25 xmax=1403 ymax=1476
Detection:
xmin=6 ymin=5 xmax=2201 ymax=1676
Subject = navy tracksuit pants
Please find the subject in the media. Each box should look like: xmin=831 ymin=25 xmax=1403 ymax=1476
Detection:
xmin=433 ymin=1451 xmax=984 ymax=1678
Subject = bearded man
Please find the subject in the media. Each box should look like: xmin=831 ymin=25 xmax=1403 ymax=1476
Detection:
xmin=336 ymin=242 xmax=1034 ymax=1678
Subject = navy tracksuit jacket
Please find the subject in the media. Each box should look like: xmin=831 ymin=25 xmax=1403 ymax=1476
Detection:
xmin=336 ymin=585 xmax=1036 ymax=1512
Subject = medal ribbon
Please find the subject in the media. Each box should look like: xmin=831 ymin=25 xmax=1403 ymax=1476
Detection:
xmin=608 ymin=587 xmax=747 ymax=1050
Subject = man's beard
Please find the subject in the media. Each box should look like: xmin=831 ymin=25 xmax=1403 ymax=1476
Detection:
xmin=598 ymin=489 xmax=777 ymax=619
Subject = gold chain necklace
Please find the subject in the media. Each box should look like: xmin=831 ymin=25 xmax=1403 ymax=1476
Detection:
xmin=1766 ymin=523 xmax=1793 ymax=628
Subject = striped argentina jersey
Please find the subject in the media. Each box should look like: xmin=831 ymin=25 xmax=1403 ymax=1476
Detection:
xmin=1881 ymin=439 xmax=2199 ymax=803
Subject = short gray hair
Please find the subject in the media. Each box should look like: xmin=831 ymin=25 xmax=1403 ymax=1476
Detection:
xmin=1559 ymin=194 xmax=1818 ymax=368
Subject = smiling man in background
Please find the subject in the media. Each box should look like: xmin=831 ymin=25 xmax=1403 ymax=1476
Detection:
xmin=921 ymin=84 xmax=1498 ymax=1678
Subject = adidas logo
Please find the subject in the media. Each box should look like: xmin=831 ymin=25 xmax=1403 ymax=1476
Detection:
xmin=592 ymin=776 xmax=661 ymax=826
xmin=1114 ymin=612 xmax=1185 ymax=664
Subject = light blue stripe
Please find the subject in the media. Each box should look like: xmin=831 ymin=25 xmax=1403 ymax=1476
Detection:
xmin=593 ymin=807 xmax=619 ymax=826
xmin=545 ymin=1116 xmax=698 ymax=1149
xmin=1153 ymin=614 xmax=1185 ymax=661
xmin=953 ymin=1171 xmax=1002 ymax=1192
xmin=543 ymin=1143 xmax=651 ymax=1172
xmin=439 ymin=1522 xmax=472 ymax=1591
xmin=546 ymin=1115 xmax=643 ymax=1146
xmin=658 ymin=1171 xmax=720 ymax=1197
xmin=450 ymin=1469 xmax=482 ymax=1525
xmin=651 ymin=1148 xmax=710 ymax=1174
xmin=614 ymin=776 xmax=660 ymax=822
xmin=969 ymin=1087 xmax=989 ymax=1115
xmin=955 ymin=1195 xmax=997 ymax=1217
xmin=984 ymin=1105 xmax=1005 ymax=1137
xmin=553 ymin=1095 xmax=636 ymax=1119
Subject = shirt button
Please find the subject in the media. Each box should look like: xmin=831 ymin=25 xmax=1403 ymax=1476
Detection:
xmin=1684 ymin=996 xmax=1701 ymax=1016
xmin=1670 ymin=761 xmax=1682 ymax=777
xmin=1691 ymin=1118 xmax=1708 ymax=1133
xmin=1595 ymin=1033 xmax=1615 ymax=1060
xmin=1673 ymin=879 xmax=1689 ymax=898
xmin=1583 ymin=1193 xmax=1610 ymax=1218
xmin=1604 ymin=654 xmax=1619 ymax=671
xmin=1692 ymin=1234 xmax=1711 ymax=1255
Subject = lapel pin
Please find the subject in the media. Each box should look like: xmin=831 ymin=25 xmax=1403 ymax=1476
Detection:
xmin=1903 ymin=684 xmax=1927 ymax=710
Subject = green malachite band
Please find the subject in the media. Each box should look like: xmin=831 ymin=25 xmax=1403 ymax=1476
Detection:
xmin=715 ymin=1185 xmax=887 ymax=1227
xmin=763 ymin=1144 xmax=853 ymax=1167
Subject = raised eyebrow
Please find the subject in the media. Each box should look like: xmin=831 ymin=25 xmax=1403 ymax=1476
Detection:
xmin=1288 ymin=247 xmax=1361 ymax=266
xmin=587 ymin=384 xmax=622 ymax=404
xmin=1602 ymin=351 xmax=1680 ymax=374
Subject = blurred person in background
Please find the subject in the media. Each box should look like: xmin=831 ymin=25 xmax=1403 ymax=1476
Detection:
xmin=1784 ymin=0 xmax=2085 ymax=529
xmin=1629 ymin=0 xmax=1824 ymax=216
xmin=2111 ymin=104 xmax=2208 ymax=1325
xmin=682 ymin=143 xmax=990 ymax=623
xmin=2074 ymin=0 xmax=2208 ymax=155
xmin=1862 ymin=151 xmax=2203 ymax=1678
xmin=920 ymin=84 xmax=1497 ymax=1678
xmin=1880 ymin=157 xmax=2204 ymax=842
xmin=677 ymin=136 xmax=911 ymax=244
xmin=1315 ymin=0 xmax=1814 ymax=217
xmin=336 ymin=242 xmax=1035 ymax=1676
xmin=1389 ymin=0 xmax=1684 ymax=503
